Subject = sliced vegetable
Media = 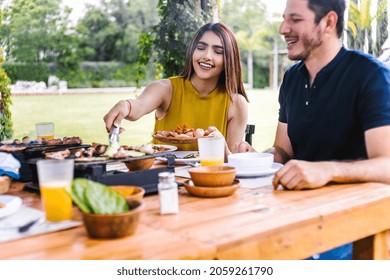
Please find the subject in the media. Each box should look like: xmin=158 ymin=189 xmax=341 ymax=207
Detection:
xmin=67 ymin=179 xmax=92 ymax=213
xmin=67 ymin=178 xmax=129 ymax=214
xmin=85 ymin=182 xmax=129 ymax=214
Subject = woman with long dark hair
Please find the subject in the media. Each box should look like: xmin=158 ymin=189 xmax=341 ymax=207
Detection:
xmin=104 ymin=22 xmax=248 ymax=151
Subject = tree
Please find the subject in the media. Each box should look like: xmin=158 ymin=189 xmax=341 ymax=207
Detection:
xmin=221 ymin=0 xmax=277 ymax=89
xmin=0 ymin=9 xmax=13 ymax=141
xmin=347 ymin=0 xmax=387 ymax=54
xmin=1 ymin=0 xmax=74 ymax=64
xmin=375 ymin=0 xmax=388 ymax=55
xmin=136 ymin=0 xmax=215 ymax=85
xmin=74 ymin=0 xmax=159 ymax=63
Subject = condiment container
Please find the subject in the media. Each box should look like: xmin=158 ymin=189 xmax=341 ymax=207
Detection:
xmin=157 ymin=172 xmax=179 ymax=214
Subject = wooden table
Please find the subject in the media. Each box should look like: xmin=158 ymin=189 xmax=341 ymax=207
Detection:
xmin=1 ymin=179 xmax=390 ymax=260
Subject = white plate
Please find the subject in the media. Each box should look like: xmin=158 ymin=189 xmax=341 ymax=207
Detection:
xmin=157 ymin=151 xmax=199 ymax=164
xmin=231 ymin=162 xmax=283 ymax=178
xmin=0 ymin=195 xmax=23 ymax=219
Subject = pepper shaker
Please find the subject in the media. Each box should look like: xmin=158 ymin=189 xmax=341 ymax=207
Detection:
xmin=157 ymin=172 xmax=179 ymax=214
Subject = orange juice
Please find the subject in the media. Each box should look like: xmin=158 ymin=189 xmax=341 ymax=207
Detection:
xmin=201 ymin=159 xmax=224 ymax=166
xmin=40 ymin=181 xmax=72 ymax=222
xmin=39 ymin=135 xmax=54 ymax=140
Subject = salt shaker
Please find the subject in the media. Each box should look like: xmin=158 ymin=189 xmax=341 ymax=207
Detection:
xmin=157 ymin=172 xmax=179 ymax=215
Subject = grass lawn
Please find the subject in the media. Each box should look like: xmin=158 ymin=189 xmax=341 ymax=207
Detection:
xmin=9 ymin=88 xmax=279 ymax=151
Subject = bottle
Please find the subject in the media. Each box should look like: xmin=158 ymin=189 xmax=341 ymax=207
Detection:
xmin=157 ymin=172 xmax=179 ymax=215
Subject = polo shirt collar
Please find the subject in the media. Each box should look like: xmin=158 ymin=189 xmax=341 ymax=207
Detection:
xmin=298 ymin=46 xmax=347 ymax=82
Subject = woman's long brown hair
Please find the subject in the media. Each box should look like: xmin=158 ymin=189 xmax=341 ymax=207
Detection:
xmin=179 ymin=22 xmax=249 ymax=102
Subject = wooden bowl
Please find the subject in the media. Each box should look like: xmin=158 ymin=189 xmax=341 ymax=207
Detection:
xmin=110 ymin=186 xmax=145 ymax=202
xmin=0 ymin=176 xmax=11 ymax=194
xmin=81 ymin=200 xmax=144 ymax=239
xmin=123 ymin=157 xmax=155 ymax=171
xmin=184 ymin=179 xmax=240 ymax=198
xmin=188 ymin=166 xmax=236 ymax=187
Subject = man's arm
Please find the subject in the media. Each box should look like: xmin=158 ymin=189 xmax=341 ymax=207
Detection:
xmin=273 ymin=125 xmax=390 ymax=190
xmin=272 ymin=122 xmax=294 ymax=164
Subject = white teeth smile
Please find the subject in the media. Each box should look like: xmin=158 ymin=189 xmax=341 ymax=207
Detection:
xmin=286 ymin=39 xmax=298 ymax=46
xmin=199 ymin=62 xmax=213 ymax=69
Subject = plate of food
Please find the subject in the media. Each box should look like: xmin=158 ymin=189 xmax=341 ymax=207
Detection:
xmin=153 ymin=125 xmax=215 ymax=144
xmin=0 ymin=195 xmax=23 ymax=218
xmin=157 ymin=151 xmax=200 ymax=164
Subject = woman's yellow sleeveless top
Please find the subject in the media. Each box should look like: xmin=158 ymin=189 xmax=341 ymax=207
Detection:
xmin=153 ymin=76 xmax=230 ymax=151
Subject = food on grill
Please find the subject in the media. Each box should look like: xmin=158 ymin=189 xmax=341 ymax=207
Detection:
xmin=104 ymin=142 xmax=121 ymax=158
xmin=45 ymin=149 xmax=71 ymax=159
xmin=46 ymin=138 xmax=63 ymax=145
xmin=112 ymin=148 xmax=145 ymax=159
xmin=0 ymin=136 xmax=83 ymax=149
xmin=62 ymin=136 xmax=82 ymax=145
xmin=22 ymin=136 xmax=31 ymax=144
xmin=90 ymin=143 xmax=172 ymax=158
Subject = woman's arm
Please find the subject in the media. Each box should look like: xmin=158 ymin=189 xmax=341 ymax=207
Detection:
xmin=226 ymin=94 xmax=248 ymax=151
xmin=103 ymin=79 xmax=173 ymax=131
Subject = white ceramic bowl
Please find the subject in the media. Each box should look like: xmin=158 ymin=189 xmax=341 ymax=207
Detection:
xmin=228 ymin=152 xmax=274 ymax=171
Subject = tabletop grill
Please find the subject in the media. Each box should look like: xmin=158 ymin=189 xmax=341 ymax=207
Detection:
xmin=23 ymin=153 xmax=176 ymax=195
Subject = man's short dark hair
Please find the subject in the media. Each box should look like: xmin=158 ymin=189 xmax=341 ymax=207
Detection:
xmin=308 ymin=0 xmax=346 ymax=38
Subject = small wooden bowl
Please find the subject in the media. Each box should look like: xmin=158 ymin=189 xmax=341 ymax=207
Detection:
xmin=188 ymin=166 xmax=236 ymax=187
xmin=123 ymin=157 xmax=155 ymax=171
xmin=81 ymin=200 xmax=144 ymax=239
xmin=110 ymin=186 xmax=145 ymax=202
xmin=184 ymin=179 xmax=240 ymax=198
xmin=0 ymin=176 xmax=11 ymax=194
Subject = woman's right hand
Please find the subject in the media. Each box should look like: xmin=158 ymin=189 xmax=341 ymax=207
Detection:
xmin=103 ymin=100 xmax=131 ymax=133
xmin=232 ymin=141 xmax=256 ymax=153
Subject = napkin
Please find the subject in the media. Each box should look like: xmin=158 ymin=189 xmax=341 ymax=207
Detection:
xmin=0 ymin=206 xmax=82 ymax=243
xmin=0 ymin=152 xmax=21 ymax=179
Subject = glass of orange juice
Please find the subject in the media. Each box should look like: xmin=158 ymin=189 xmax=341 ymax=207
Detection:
xmin=37 ymin=159 xmax=74 ymax=222
xmin=35 ymin=122 xmax=55 ymax=141
xmin=198 ymin=137 xmax=224 ymax=166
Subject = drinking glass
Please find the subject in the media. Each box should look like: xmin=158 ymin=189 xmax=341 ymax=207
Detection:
xmin=197 ymin=137 xmax=224 ymax=166
xmin=35 ymin=122 xmax=55 ymax=140
xmin=37 ymin=159 xmax=74 ymax=222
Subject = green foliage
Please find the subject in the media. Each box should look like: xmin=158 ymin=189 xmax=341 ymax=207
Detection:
xmin=347 ymin=0 xmax=388 ymax=55
xmin=61 ymin=62 xmax=139 ymax=88
xmin=1 ymin=0 xmax=75 ymax=64
xmin=74 ymin=0 xmax=159 ymax=63
xmin=221 ymin=0 xmax=279 ymax=89
xmin=0 ymin=21 xmax=13 ymax=140
xmin=2 ymin=62 xmax=49 ymax=83
xmin=136 ymin=32 xmax=156 ymax=86
xmin=135 ymin=0 xmax=212 ymax=87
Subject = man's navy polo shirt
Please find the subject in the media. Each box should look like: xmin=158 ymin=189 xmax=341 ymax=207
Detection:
xmin=279 ymin=47 xmax=390 ymax=161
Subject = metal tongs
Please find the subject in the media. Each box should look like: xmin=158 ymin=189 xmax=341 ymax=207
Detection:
xmin=109 ymin=125 xmax=120 ymax=145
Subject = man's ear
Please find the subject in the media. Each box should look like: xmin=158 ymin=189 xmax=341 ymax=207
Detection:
xmin=324 ymin=11 xmax=338 ymax=34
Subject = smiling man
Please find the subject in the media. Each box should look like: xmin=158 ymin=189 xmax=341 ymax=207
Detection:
xmin=234 ymin=0 xmax=390 ymax=259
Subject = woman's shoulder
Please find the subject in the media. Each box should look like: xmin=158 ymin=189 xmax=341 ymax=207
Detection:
xmin=230 ymin=92 xmax=249 ymax=111
xmin=147 ymin=79 xmax=173 ymax=90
